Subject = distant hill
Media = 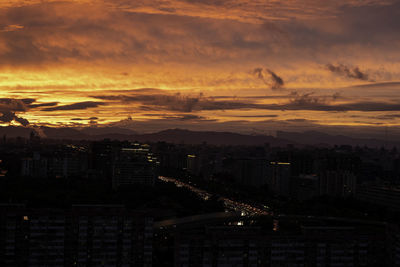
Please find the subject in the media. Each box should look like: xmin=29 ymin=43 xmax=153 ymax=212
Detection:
xmin=79 ymin=127 xmax=137 ymax=136
xmin=0 ymin=126 xmax=290 ymax=146
xmin=0 ymin=126 xmax=397 ymax=147
xmin=133 ymin=129 xmax=290 ymax=146
xmin=0 ymin=126 xmax=33 ymax=138
xmin=277 ymin=130 xmax=398 ymax=148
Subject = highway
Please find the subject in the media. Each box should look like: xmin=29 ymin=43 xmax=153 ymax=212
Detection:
xmin=158 ymin=176 xmax=269 ymax=216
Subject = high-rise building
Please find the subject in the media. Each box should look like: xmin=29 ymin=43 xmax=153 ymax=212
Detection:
xmin=112 ymin=145 xmax=159 ymax=189
xmin=233 ymin=158 xmax=269 ymax=186
xmin=173 ymin=216 xmax=388 ymax=266
xmin=186 ymin=154 xmax=200 ymax=176
xmin=356 ymin=184 xmax=400 ymax=211
xmin=269 ymin=162 xmax=291 ymax=197
xmin=0 ymin=205 xmax=153 ymax=267
xmin=90 ymin=139 xmax=119 ymax=181
xmin=319 ymin=170 xmax=357 ymax=197
xmin=295 ymin=174 xmax=320 ymax=201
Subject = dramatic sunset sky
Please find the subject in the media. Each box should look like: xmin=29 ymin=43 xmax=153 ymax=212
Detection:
xmin=1 ymin=0 xmax=400 ymax=136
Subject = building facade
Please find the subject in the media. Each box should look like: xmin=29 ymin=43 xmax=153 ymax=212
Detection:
xmin=0 ymin=205 xmax=153 ymax=267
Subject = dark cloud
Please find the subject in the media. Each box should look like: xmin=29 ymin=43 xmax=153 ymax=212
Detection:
xmin=0 ymin=98 xmax=35 ymax=112
xmin=233 ymin=114 xmax=278 ymax=118
xmin=158 ymin=7 xmax=177 ymax=13
xmin=268 ymin=92 xmax=400 ymax=112
xmin=335 ymin=102 xmax=400 ymax=112
xmin=92 ymin=91 xmax=339 ymax=112
xmin=326 ymin=63 xmax=371 ymax=81
xmin=281 ymin=98 xmax=400 ymax=112
xmin=0 ymin=111 xmax=29 ymax=126
xmin=253 ymin=68 xmax=284 ymax=90
xmin=0 ymin=0 xmax=398 ymax=75
xmin=162 ymin=114 xmax=215 ymax=121
xmin=0 ymin=111 xmax=17 ymax=123
xmin=348 ymin=82 xmax=400 ymax=89
xmin=181 ymin=0 xmax=226 ymax=6
xmin=288 ymin=92 xmax=330 ymax=106
xmin=0 ymin=98 xmax=98 ymax=126
xmin=376 ymin=114 xmax=400 ymax=120
xmin=20 ymin=98 xmax=36 ymax=104
xmin=94 ymin=93 xmax=201 ymax=112
xmin=14 ymin=115 xmax=29 ymax=126
xmin=266 ymin=69 xmax=284 ymax=90
xmin=0 ymin=98 xmax=58 ymax=126
xmin=352 ymin=121 xmax=384 ymax=126
xmin=42 ymin=101 xmax=105 ymax=111
xmin=285 ymin=118 xmax=317 ymax=123
xmin=29 ymin=102 xmax=59 ymax=108
xmin=71 ymin=117 xmax=99 ymax=121
xmin=95 ymin=88 xmax=400 ymax=112
xmin=92 ymin=90 xmax=400 ymax=113
xmin=89 ymin=117 xmax=98 ymax=126
xmin=0 ymin=2 xmax=283 ymax=67
xmin=94 ymin=92 xmax=251 ymax=112
xmin=253 ymin=68 xmax=264 ymax=80
xmin=0 ymin=3 xmax=137 ymax=66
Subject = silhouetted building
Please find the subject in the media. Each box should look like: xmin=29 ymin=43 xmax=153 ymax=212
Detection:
xmin=112 ymin=145 xmax=158 ymax=189
xmin=21 ymin=153 xmax=48 ymax=178
xmin=269 ymin=162 xmax=291 ymax=197
xmin=387 ymin=224 xmax=400 ymax=266
xmin=0 ymin=205 xmax=153 ymax=267
xmin=295 ymin=174 xmax=320 ymax=201
xmin=356 ymin=184 xmax=400 ymax=211
xmin=90 ymin=139 xmax=119 ymax=181
xmin=186 ymin=154 xmax=200 ymax=176
xmin=320 ymin=170 xmax=357 ymax=197
xmin=21 ymin=149 xmax=88 ymax=179
xmin=233 ymin=158 xmax=269 ymax=186
xmin=174 ymin=217 xmax=388 ymax=266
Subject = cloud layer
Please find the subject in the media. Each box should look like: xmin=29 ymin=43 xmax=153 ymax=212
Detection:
xmin=0 ymin=0 xmax=399 ymax=133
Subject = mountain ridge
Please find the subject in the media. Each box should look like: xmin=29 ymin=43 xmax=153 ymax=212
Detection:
xmin=0 ymin=126 xmax=397 ymax=147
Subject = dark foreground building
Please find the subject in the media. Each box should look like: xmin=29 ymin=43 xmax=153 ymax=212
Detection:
xmin=1 ymin=204 xmax=399 ymax=266
xmin=0 ymin=204 xmax=153 ymax=267
xmin=168 ymin=215 xmax=398 ymax=267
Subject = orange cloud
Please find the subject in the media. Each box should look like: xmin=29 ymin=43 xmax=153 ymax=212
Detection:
xmin=0 ymin=0 xmax=399 ymax=130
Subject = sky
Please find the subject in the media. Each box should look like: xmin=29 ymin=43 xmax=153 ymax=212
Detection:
xmin=1 ymin=0 xmax=400 ymax=136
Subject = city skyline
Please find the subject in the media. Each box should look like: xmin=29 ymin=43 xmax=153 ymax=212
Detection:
xmin=0 ymin=0 xmax=400 ymax=136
